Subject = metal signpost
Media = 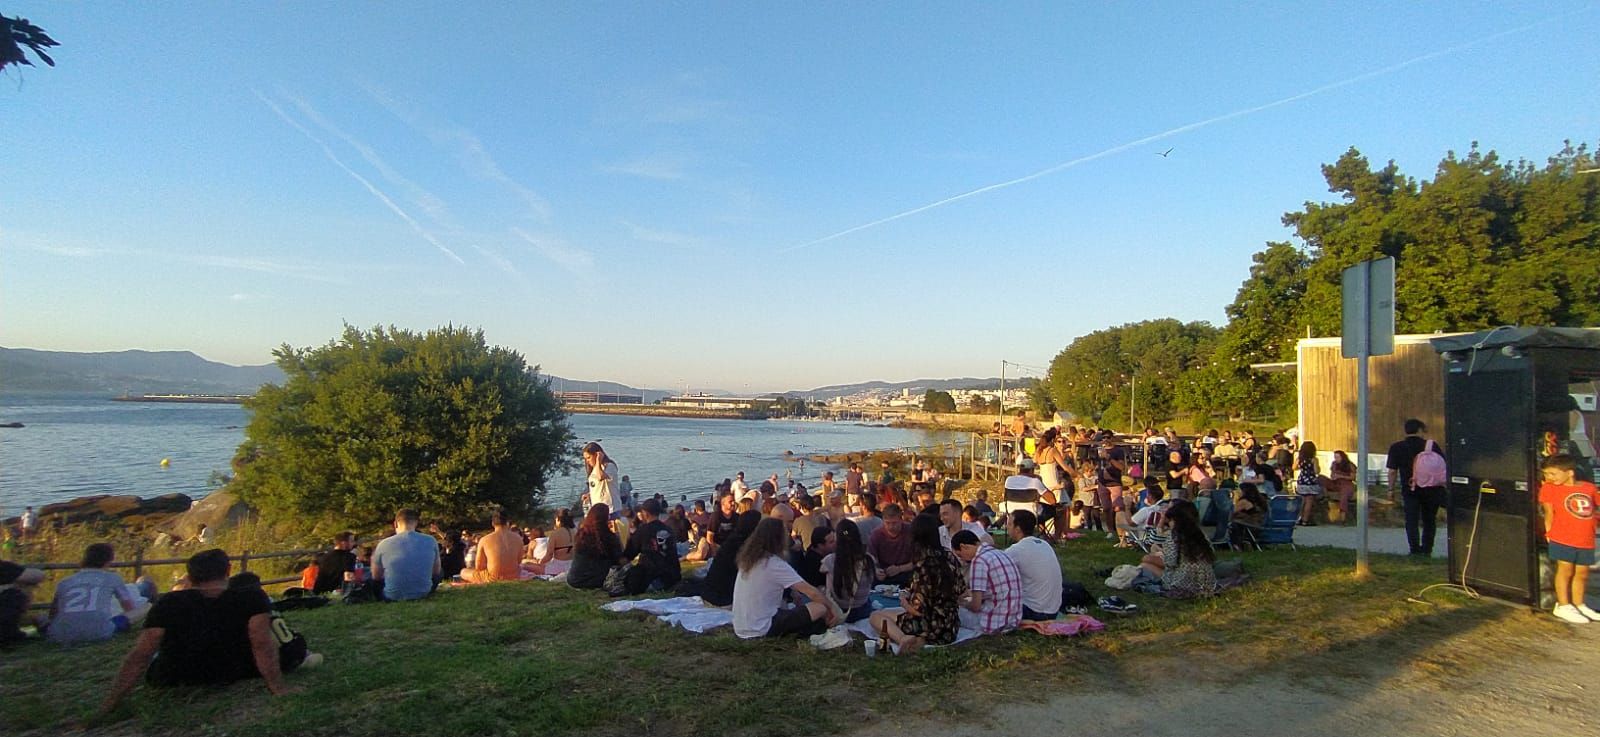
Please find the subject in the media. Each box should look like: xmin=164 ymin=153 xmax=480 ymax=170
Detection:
xmin=1342 ymin=256 xmax=1395 ymax=577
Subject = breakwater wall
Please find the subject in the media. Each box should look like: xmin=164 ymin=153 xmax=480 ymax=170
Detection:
xmin=562 ymin=403 xmax=768 ymax=420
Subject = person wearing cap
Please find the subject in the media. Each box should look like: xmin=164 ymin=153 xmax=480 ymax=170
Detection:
xmin=951 ymin=529 xmax=1023 ymax=635
xmin=622 ymin=499 xmax=681 ymax=595
xmin=1000 ymin=458 xmax=1050 ymax=528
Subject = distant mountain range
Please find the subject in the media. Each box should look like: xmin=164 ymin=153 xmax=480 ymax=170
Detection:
xmin=0 ymin=347 xmax=1025 ymax=403
xmin=0 ymin=348 xmax=285 ymax=394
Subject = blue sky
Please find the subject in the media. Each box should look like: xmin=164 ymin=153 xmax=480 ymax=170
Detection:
xmin=2 ymin=2 xmax=1595 ymax=392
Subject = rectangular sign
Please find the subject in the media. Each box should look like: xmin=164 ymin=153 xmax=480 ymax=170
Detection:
xmin=1342 ymin=256 xmax=1396 ymax=358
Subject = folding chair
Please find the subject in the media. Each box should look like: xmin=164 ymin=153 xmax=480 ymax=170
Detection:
xmin=1239 ymin=495 xmax=1301 ymax=550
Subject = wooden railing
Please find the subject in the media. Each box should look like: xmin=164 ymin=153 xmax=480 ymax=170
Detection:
xmin=23 ymin=547 xmax=321 ymax=610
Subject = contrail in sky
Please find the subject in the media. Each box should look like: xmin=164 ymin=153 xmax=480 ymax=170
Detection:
xmin=254 ymin=90 xmax=465 ymax=265
xmin=782 ymin=17 xmax=1557 ymax=253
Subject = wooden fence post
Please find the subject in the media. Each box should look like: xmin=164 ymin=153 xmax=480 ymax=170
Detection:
xmin=133 ymin=547 xmax=145 ymax=579
xmin=240 ymin=550 xmax=251 ymax=572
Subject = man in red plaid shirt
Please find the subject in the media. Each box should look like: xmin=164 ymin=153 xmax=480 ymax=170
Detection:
xmin=951 ymin=530 xmax=1023 ymax=634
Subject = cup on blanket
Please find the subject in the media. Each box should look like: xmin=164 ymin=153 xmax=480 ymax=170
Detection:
xmin=864 ymin=640 xmax=878 ymax=657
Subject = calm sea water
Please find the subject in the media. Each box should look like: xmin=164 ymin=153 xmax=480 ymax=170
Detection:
xmin=0 ymin=393 xmax=961 ymax=513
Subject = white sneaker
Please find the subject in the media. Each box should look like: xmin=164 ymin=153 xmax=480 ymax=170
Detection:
xmin=1576 ymin=604 xmax=1600 ymax=622
xmin=1553 ymin=604 xmax=1591 ymax=624
xmin=300 ymin=652 xmax=326 ymax=669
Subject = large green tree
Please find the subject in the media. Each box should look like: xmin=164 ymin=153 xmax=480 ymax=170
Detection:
xmin=1045 ymin=319 xmax=1219 ymax=428
xmin=1207 ymin=140 xmax=1600 ymax=417
xmin=232 ymin=325 xmax=574 ymax=528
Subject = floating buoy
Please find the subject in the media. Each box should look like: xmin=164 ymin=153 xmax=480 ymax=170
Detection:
xmin=159 ymin=458 xmax=171 ymax=467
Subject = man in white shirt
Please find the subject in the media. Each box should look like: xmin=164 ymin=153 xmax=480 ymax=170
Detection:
xmin=1002 ymin=510 xmax=1063 ymax=621
xmin=731 ymin=472 xmax=752 ymax=502
xmin=937 ymin=498 xmax=992 ymax=549
xmin=1000 ymin=459 xmax=1051 ymax=523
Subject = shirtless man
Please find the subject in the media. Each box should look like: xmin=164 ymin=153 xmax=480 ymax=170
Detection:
xmin=462 ymin=510 xmax=523 ymax=583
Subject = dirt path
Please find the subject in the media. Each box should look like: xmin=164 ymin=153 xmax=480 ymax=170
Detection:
xmin=854 ymin=614 xmax=1599 ymax=737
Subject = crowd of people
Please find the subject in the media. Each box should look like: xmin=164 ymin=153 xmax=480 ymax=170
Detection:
xmin=9 ymin=417 xmax=1590 ymax=717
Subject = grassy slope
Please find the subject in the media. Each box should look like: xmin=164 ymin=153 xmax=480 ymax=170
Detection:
xmin=0 ymin=539 xmax=1556 ymax=737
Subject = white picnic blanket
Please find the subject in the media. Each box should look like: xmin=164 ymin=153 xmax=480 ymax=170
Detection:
xmin=601 ymin=596 xmax=734 ymax=633
xmin=845 ymin=617 xmax=982 ymax=652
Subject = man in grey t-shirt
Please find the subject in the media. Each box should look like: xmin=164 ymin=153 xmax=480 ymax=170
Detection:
xmin=48 ymin=543 xmax=148 ymax=644
xmin=371 ymin=508 xmax=441 ymax=601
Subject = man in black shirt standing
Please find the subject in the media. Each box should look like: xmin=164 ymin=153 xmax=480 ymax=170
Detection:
xmin=99 ymin=549 xmax=299 ymax=717
xmin=1386 ymin=418 xmax=1443 ymax=556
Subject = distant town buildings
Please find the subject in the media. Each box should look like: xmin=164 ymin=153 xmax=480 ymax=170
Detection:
xmin=826 ymin=386 xmax=1029 ymax=409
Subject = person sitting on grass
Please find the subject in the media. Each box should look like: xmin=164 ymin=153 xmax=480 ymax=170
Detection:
xmin=0 ymin=558 xmax=46 ymax=645
xmin=622 ymin=499 xmax=682 ymax=594
xmin=1539 ymin=454 xmax=1598 ymax=624
xmin=951 ymin=530 xmax=1022 ymax=635
xmin=938 ymin=498 xmax=992 ymax=548
xmin=97 ymin=549 xmax=304 ymax=719
xmin=371 ymin=508 xmax=442 ymax=601
xmin=568 ymin=504 xmax=625 ymax=591
xmin=1003 ymin=510 xmax=1062 ymax=622
xmin=525 ymin=508 xmax=575 ymax=576
xmin=970 ymin=489 xmax=996 ymax=522
xmin=793 ymin=526 xmax=834 ymax=589
xmin=962 ymin=504 xmax=991 ymax=531
xmin=867 ymin=513 xmax=967 ymax=655
xmin=821 ymin=519 xmax=875 ymax=623
xmin=311 ymin=532 xmax=358 ymax=595
xmin=47 ymin=543 xmax=150 ymax=644
xmin=1137 ymin=500 xmax=1217 ymax=598
xmin=226 ymin=572 xmax=323 ymax=673
xmin=868 ymin=503 xmax=916 ymax=587
xmin=703 ymin=511 xmax=763 ymax=607
xmin=732 ymin=518 xmax=841 ymax=639
xmin=851 ymin=492 xmax=884 ymax=544
xmin=462 ymin=509 xmax=525 ymax=583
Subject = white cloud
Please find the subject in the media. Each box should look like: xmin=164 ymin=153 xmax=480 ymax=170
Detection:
xmin=512 ymin=228 xmax=593 ymax=274
xmin=624 ymin=221 xmax=701 ymax=247
xmin=361 ymin=82 xmax=552 ymax=221
xmin=604 ymin=152 xmax=691 ymax=181
xmin=254 ymin=90 xmax=465 ymax=264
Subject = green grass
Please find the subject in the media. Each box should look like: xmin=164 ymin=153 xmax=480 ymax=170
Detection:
xmin=0 ymin=538 xmax=1556 ymax=737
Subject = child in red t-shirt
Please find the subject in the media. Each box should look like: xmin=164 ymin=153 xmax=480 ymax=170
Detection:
xmin=1539 ymin=454 xmax=1598 ymax=624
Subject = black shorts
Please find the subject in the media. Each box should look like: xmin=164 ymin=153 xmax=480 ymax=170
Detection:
xmin=766 ymin=605 xmax=827 ymax=638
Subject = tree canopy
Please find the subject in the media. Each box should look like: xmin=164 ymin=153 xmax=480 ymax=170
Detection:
xmin=1048 ymin=140 xmax=1599 ymax=424
xmin=1044 ymin=318 xmax=1219 ymax=428
xmin=231 ymin=325 xmax=574 ymax=528
xmin=921 ymin=389 xmax=957 ymax=414
xmin=1 ymin=14 xmax=57 ymax=72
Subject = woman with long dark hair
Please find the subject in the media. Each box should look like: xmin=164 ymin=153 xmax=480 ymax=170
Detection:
xmin=702 ymin=510 xmax=762 ymax=606
xmin=823 ymin=518 xmax=875 ymax=623
xmin=1139 ymin=499 xmax=1217 ymax=598
xmin=525 ymin=508 xmax=576 ymax=576
xmin=731 ymin=518 xmax=839 ymax=639
xmin=567 ymin=504 xmax=623 ymax=589
xmin=1294 ymin=440 xmax=1322 ymax=526
xmin=582 ymin=442 xmax=620 ymax=516
xmin=866 ymin=513 xmax=967 ymax=654
xmin=1328 ymin=450 xmax=1357 ymax=524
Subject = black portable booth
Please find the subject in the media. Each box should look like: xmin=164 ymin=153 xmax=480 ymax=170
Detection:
xmin=1429 ymin=327 xmax=1600 ymax=606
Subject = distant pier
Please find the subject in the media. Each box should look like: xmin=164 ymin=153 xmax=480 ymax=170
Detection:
xmin=112 ymin=394 xmax=251 ymax=404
